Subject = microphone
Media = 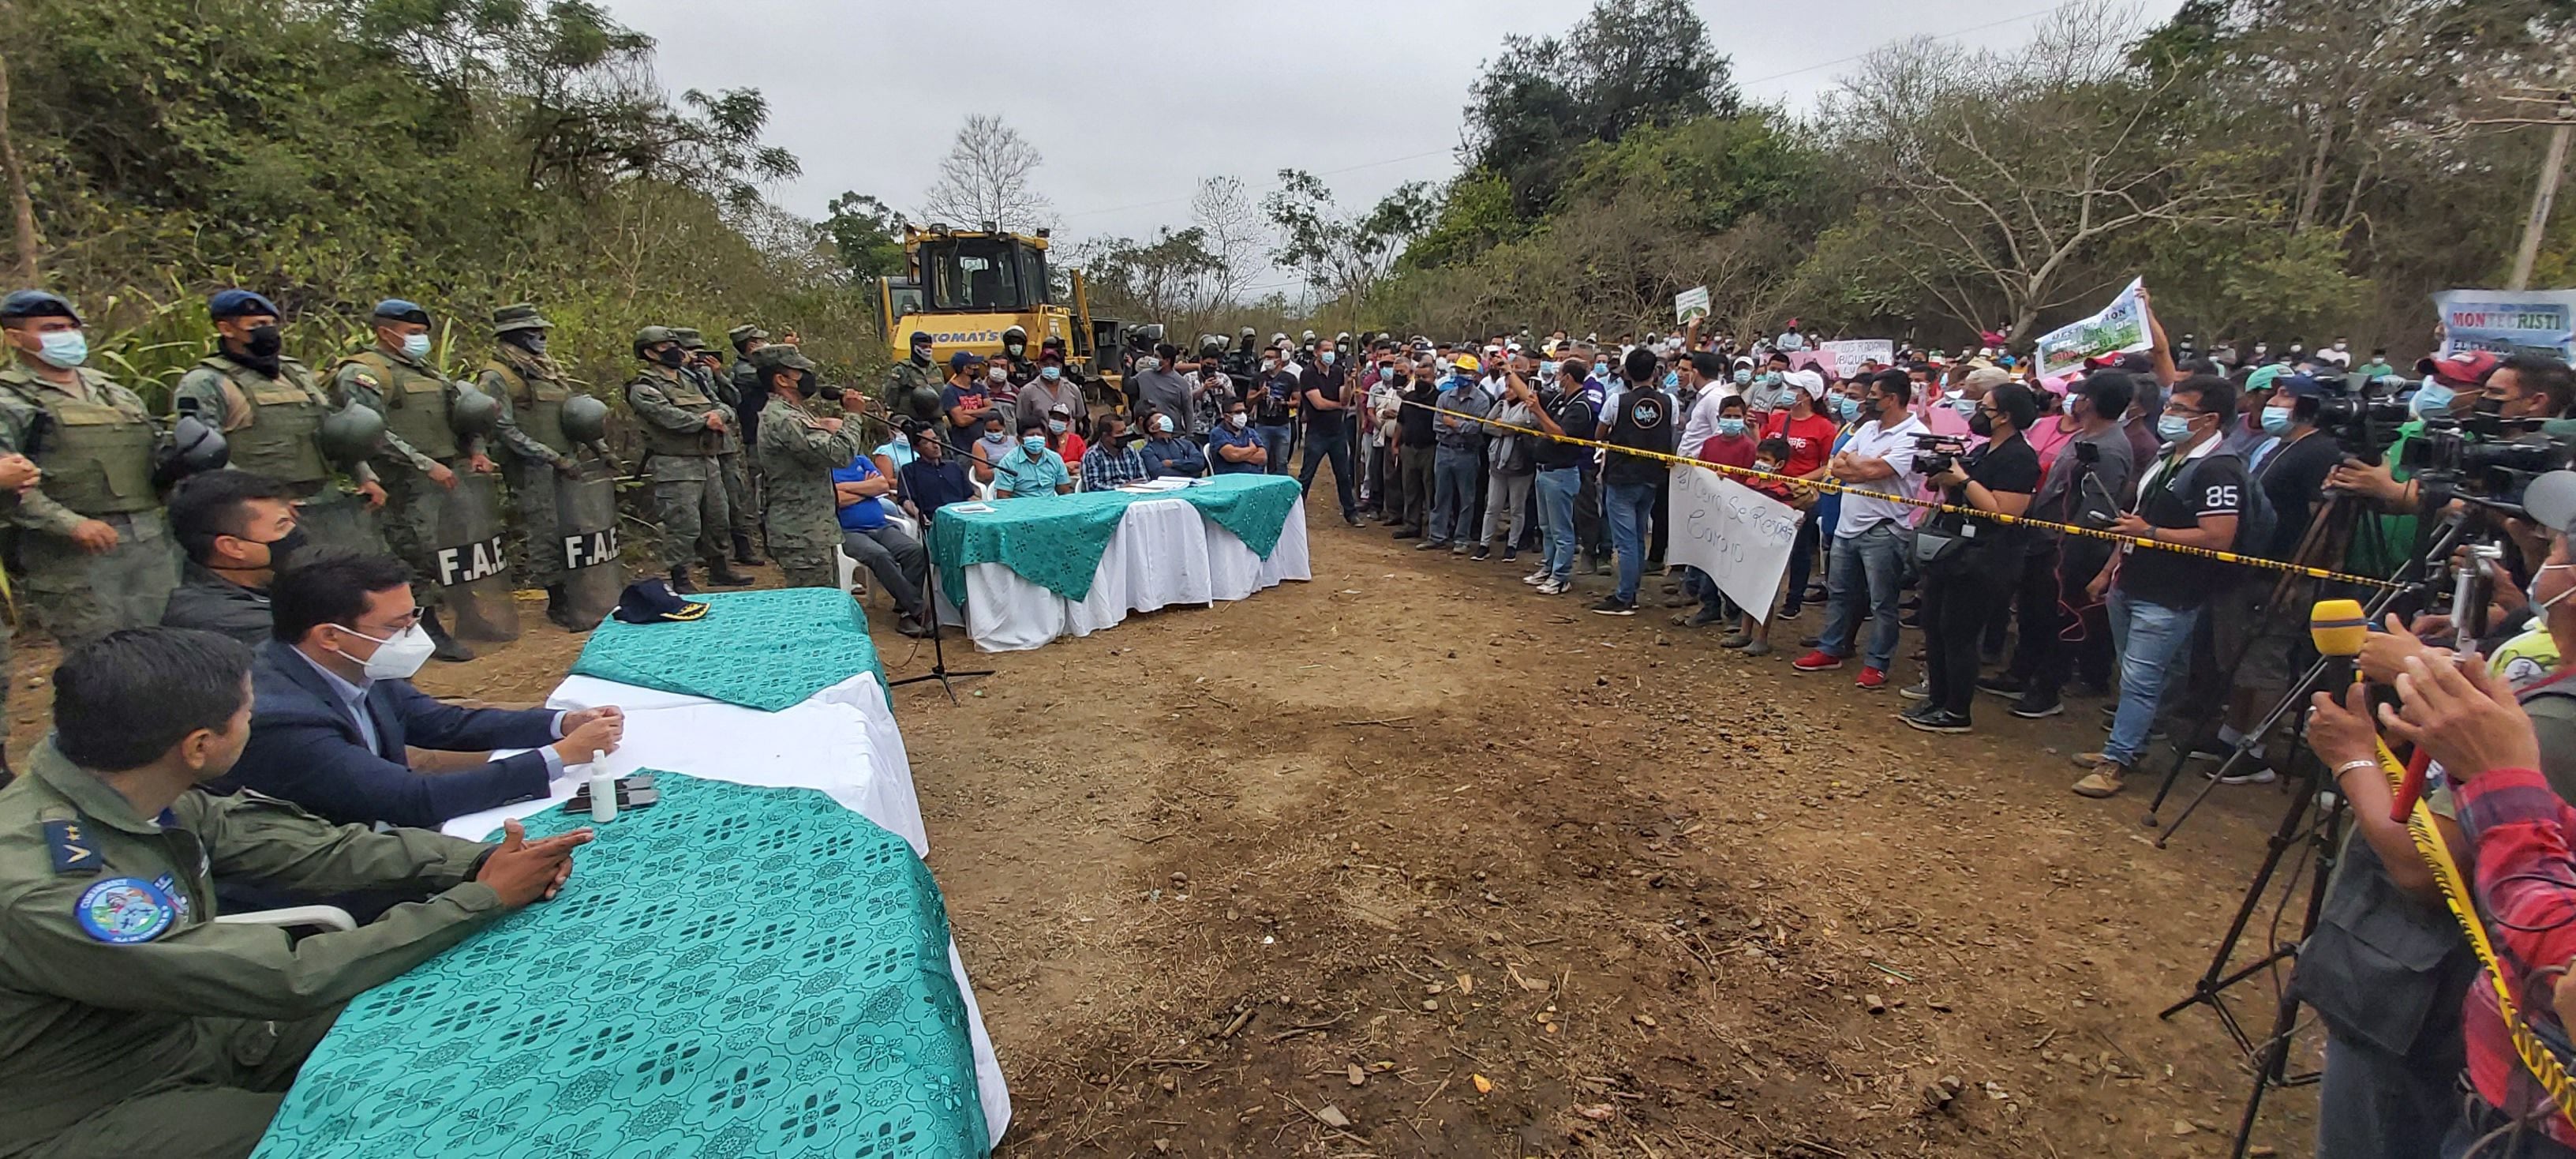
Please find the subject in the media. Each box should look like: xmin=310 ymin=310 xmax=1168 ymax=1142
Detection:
xmin=2308 ymin=598 xmax=2368 ymax=658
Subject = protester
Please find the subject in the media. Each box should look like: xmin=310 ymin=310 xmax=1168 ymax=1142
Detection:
xmin=1793 ymin=370 xmax=1927 ymax=688
xmin=163 ymin=471 xmax=303 ymax=646
xmin=1523 ymin=358 xmax=1598 ymax=595
xmin=1254 ymin=350 xmax=1298 ymax=477
xmin=1477 ymin=361 xmax=1537 ymax=562
xmin=1594 ymin=347 xmax=1675 ymax=616
xmin=1046 ymin=403 xmax=1087 ymax=467
xmin=1762 ymin=371 xmax=1839 ymax=619
xmin=1678 ymin=396 xmax=1758 ymax=628
xmin=1423 ymin=355 xmax=1488 ymax=554
xmin=938 ymin=351 xmax=996 ymax=452
xmin=1391 ymin=359 xmax=1440 ymax=539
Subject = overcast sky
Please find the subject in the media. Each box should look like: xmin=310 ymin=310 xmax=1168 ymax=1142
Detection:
xmin=603 ymin=0 xmax=2140 ymax=291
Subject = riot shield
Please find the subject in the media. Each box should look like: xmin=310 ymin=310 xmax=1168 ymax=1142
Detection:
xmin=555 ymin=467 xmax=625 ymax=631
xmin=432 ymin=471 xmax=521 ymax=643
xmin=294 ymin=489 xmax=388 ymax=557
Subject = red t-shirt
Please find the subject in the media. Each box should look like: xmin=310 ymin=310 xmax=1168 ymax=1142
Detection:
xmin=1762 ymin=411 xmax=1838 ymax=478
xmin=1697 ymin=433 xmax=1758 ymax=469
xmin=1059 ymin=431 xmax=1088 ymax=465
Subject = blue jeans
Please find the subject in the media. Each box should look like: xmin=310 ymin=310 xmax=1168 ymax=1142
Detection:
xmin=1817 ymin=522 xmax=1907 ymax=671
xmin=1256 ymin=424 xmax=1293 ymax=475
xmin=1428 ymin=448 xmax=1478 ymax=542
xmin=2103 ymin=587 xmax=2200 ymax=766
xmin=1297 ymin=426 xmax=1356 ymax=517
xmin=1536 ymin=467 xmax=1581 ymax=581
xmin=1604 ymin=480 xmax=1657 ymax=602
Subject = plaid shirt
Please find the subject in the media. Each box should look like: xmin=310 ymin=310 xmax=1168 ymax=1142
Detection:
xmin=1080 ymin=440 xmax=1149 ymax=490
xmin=2454 ymin=760 xmax=2576 ymax=1146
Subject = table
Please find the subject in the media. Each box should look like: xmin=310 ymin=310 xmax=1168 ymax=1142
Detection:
xmin=928 ymin=474 xmax=1311 ymax=652
xmin=249 ymin=592 xmax=1010 ymax=1156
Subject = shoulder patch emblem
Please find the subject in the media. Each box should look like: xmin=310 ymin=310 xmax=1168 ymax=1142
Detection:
xmin=75 ymin=877 xmax=177 ymax=944
xmin=43 ymin=819 xmax=99 ymax=875
xmin=350 ymin=373 xmax=380 ymax=390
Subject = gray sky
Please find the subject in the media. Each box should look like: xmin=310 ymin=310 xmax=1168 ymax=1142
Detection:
xmin=605 ymin=0 xmax=2117 ymax=291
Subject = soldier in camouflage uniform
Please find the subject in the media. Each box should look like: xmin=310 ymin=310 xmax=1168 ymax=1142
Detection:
xmin=750 ymin=345 xmax=867 ymax=591
xmin=326 ymin=299 xmax=489 ymax=662
xmin=882 ymin=329 xmax=942 ymax=428
xmin=624 ymin=328 xmax=751 ymax=595
xmin=673 ymin=328 xmax=761 ymax=567
xmin=172 ymin=290 xmax=384 ymax=554
xmin=0 ymin=291 xmax=180 ymax=654
xmin=0 ymin=628 xmax=592 ymax=1158
xmin=474 ymin=304 xmax=590 ymax=630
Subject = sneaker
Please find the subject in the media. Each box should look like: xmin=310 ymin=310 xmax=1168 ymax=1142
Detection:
xmin=2207 ymin=763 xmax=2280 ymax=786
xmin=1414 ymin=538 xmax=1447 ymax=551
xmin=2072 ymin=763 xmax=2129 ymax=798
xmin=1344 ymin=514 xmax=1363 ymax=527
xmin=1392 ymin=529 xmax=1419 ymax=540
xmin=1905 ymin=709 xmax=1973 ymax=734
xmin=1451 ymin=542 xmax=1472 ymax=555
xmin=1742 ymin=640 xmax=1773 ymax=657
xmin=1899 ymin=678 xmax=1930 ymax=700
xmin=1898 ymin=611 xmax=1923 ymax=628
xmin=1501 ymin=549 xmax=1519 ymax=563
xmin=1855 ymin=667 xmax=1889 ymax=691
xmin=1522 ymin=568 xmax=1551 ymax=585
xmin=1536 ymin=578 xmax=1569 ymax=595
xmin=1593 ymin=557 xmax=1612 ymax=576
xmin=1791 ymin=651 xmax=1846 ymax=673
xmin=1590 ymin=597 xmax=1638 ymax=617
xmin=1805 ymin=583 xmax=1829 ymax=602
xmin=1719 ymin=632 xmax=1753 ymax=649
xmin=2009 ymin=695 xmax=2065 ymax=719
xmin=1776 ymin=603 xmax=1804 ymax=621
xmin=1976 ymin=675 xmax=2026 ymax=699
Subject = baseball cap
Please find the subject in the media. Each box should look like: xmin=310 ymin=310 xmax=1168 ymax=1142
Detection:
xmin=2244 ymin=364 xmax=2286 ymax=394
xmin=949 ymin=351 xmax=983 ymax=372
xmin=2417 ymin=350 xmax=2501 ymax=388
xmin=1784 ymin=369 xmax=1827 ymax=399
xmin=1452 ymin=354 xmax=1481 ymax=373
xmin=2275 ymin=373 xmax=2331 ymax=399
xmin=2525 ymin=470 xmax=2576 ymax=536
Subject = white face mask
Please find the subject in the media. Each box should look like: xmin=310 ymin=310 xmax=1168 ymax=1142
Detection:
xmin=399 ymin=333 xmax=432 ymax=360
xmin=331 ymin=622 xmax=435 ymax=681
xmin=1227 ymin=412 xmax=1247 ymax=429
xmin=987 ymin=366 xmax=1007 ymax=384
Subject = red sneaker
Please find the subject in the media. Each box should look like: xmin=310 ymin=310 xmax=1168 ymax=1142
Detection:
xmin=1791 ymin=651 xmax=1845 ymax=672
xmin=1855 ymin=667 xmax=1888 ymax=690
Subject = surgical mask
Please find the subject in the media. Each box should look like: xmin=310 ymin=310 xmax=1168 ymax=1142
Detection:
xmin=1717 ymin=418 xmax=1746 ymax=437
xmin=1155 ymin=415 xmax=1174 ymax=433
xmin=2156 ymin=414 xmax=2195 ymax=443
xmin=1593 ymin=361 xmax=1609 ymax=377
xmin=1136 ymin=358 xmax=1161 ymax=373
xmin=1047 ymin=419 xmax=1068 ymax=434
xmin=2411 ymin=380 xmax=2455 ymax=418
xmin=1762 ymin=370 xmax=1783 ymax=385
xmin=2334 ymin=341 xmax=2348 ymax=351
xmin=1040 ymin=366 xmax=1061 ymax=381
xmin=987 ymin=366 xmax=1007 ymax=384
xmin=1834 ymin=396 xmax=1861 ymax=419
xmin=1539 ymin=361 xmax=1559 ymax=381
xmin=1261 ymin=360 xmax=1277 ymax=373
xmin=1950 ymin=396 xmax=1977 ymax=415
xmin=400 ymin=333 xmax=432 ymax=360
xmin=1021 ymin=436 xmax=1046 ymax=456
xmin=1005 ymin=342 xmax=1024 ymax=355
xmin=2529 ymin=563 xmax=2574 ymax=615
xmin=2061 ymin=393 xmax=2080 ymax=417
xmin=245 ymin=324 xmax=285 ymax=359
xmin=1754 ymin=460 xmax=1780 ymax=474
xmin=33 ymin=330 xmax=86 ymax=369
xmin=1227 ymin=412 xmax=1247 ymax=429
xmin=2260 ymin=406 xmax=2293 ymax=435
xmin=1321 ymin=351 xmax=1337 ymax=366
xmin=1379 ymin=366 xmax=1396 ymax=382
xmin=331 ymin=622 xmax=435 ymax=681
xmin=1664 ymin=371 xmax=1680 ymax=389
xmin=1732 ymin=369 xmax=1752 ymax=385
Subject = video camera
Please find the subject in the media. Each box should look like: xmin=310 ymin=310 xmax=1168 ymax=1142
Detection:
xmin=1912 ymin=433 xmax=1969 ymax=479
xmin=2311 ymin=374 xmax=2409 ymax=460
xmin=2405 ymin=415 xmax=2576 ymax=513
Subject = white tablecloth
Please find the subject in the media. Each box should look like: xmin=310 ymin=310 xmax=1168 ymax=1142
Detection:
xmin=440 ymin=671 xmax=1011 ymax=1146
xmin=936 ymin=494 xmax=1312 ymax=652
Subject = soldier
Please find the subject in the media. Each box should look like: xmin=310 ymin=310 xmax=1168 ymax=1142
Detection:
xmin=882 ymin=329 xmax=942 ymax=427
xmin=998 ymin=324 xmax=1035 ymax=387
xmin=624 ymin=327 xmax=751 ymax=594
xmin=474 ymin=304 xmax=589 ymax=630
xmin=0 ymin=291 xmax=181 ymax=655
xmin=674 ymin=328 xmax=761 ymax=567
xmin=726 ymin=324 xmax=769 ymax=448
xmin=327 ymin=299 xmax=490 ymax=662
xmin=0 ymin=627 xmax=593 ymax=1158
xmin=750 ymin=346 xmax=867 ymax=591
xmin=173 ymin=291 xmax=388 ymax=544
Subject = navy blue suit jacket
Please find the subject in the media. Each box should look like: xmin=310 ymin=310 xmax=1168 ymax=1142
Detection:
xmin=216 ymin=640 xmax=562 ymax=829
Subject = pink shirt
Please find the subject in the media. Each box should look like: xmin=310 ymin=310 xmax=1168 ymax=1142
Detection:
xmin=2026 ymin=412 xmax=2080 ymax=465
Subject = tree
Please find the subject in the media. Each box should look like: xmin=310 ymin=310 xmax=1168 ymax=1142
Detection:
xmin=919 ymin=114 xmax=1054 ymax=232
xmin=1190 ymin=176 xmax=1264 ymax=309
xmin=1460 ymin=0 xmax=1739 ymax=219
xmin=1074 ymin=227 xmax=1223 ymax=333
xmin=822 ymin=193 xmax=908 ymax=282
xmin=1264 ymin=171 xmax=1434 ymax=327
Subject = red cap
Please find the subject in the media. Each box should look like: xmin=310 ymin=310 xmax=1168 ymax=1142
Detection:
xmin=2415 ymin=349 xmax=2499 ymax=388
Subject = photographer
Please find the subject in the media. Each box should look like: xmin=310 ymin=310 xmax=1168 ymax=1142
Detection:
xmin=1986 ymin=372 xmax=2136 ymax=718
xmin=1906 ymin=383 xmax=2040 ymax=733
xmin=2326 ymin=351 xmax=2498 ymax=578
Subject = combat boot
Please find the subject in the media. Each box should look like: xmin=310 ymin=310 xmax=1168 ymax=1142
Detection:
xmin=544 ymin=583 xmax=585 ymax=632
xmin=668 ymin=564 xmax=698 ymax=595
xmin=731 ymin=531 xmax=763 ymax=566
xmin=704 ymin=556 xmax=754 ymax=587
xmin=421 ymin=607 xmax=476 ymax=662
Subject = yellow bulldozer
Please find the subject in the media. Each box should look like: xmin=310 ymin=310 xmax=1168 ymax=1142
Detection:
xmin=871 ymin=225 xmax=1159 ymax=411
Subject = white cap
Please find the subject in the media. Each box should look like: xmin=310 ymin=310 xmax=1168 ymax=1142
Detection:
xmin=2525 ymin=469 xmax=2576 ymax=536
xmin=1784 ymin=369 xmax=1827 ymax=399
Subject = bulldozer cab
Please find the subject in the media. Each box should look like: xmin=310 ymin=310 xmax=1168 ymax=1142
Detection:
xmin=922 ymin=234 xmax=1050 ymax=313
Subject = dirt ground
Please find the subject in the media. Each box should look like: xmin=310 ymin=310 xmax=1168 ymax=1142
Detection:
xmin=6 ymin=494 xmax=2337 ymax=1157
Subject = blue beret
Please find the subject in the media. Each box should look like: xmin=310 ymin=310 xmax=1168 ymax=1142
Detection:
xmin=371 ymin=298 xmax=430 ymax=325
xmin=0 ymin=290 xmax=79 ymax=324
xmin=208 ymin=289 xmax=282 ymax=321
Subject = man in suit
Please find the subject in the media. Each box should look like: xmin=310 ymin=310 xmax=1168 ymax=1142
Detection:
xmin=214 ymin=552 xmax=623 ymax=829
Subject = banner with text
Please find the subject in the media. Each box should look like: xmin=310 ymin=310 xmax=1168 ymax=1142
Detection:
xmin=1667 ymin=464 xmax=1804 ymax=624
xmin=2434 ymin=288 xmax=2576 ymax=361
xmin=1817 ymin=339 xmax=1895 ymax=378
xmin=2036 ymin=277 xmax=2151 ymax=380
xmin=1675 ymin=286 xmax=1711 ymax=324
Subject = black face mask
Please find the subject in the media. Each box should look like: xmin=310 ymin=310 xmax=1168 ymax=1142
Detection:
xmin=256 ymin=524 xmax=309 ymax=573
xmin=653 ymin=346 xmax=687 ymax=369
xmin=1968 ymin=411 xmax=1995 ymax=438
xmin=792 ymin=373 xmax=818 ymax=399
xmin=911 ymin=347 xmax=933 ymax=366
xmin=507 ymin=331 xmax=548 ymax=357
xmin=245 ymin=324 xmax=284 ymax=359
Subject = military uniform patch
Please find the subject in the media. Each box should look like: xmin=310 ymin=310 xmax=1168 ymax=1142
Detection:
xmin=74 ymin=877 xmax=177 ymax=944
xmin=43 ymin=819 xmax=99 ymax=876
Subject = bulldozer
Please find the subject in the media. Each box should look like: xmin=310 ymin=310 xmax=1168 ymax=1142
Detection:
xmin=871 ymin=224 xmax=1159 ymax=412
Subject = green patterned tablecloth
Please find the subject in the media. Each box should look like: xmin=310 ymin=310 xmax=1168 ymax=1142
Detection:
xmin=570 ymin=587 xmax=886 ymax=711
xmin=928 ymin=473 xmax=1302 ymax=604
xmin=252 ymin=772 xmax=990 ymax=1159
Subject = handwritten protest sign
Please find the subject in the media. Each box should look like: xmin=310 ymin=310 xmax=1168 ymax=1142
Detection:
xmin=1666 ymin=464 xmax=1804 ymax=623
xmin=2433 ymin=288 xmax=2576 ymax=360
xmin=1818 ymin=339 xmax=1894 ymax=378
xmin=2035 ymin=277 xmax=2151 ymax=379
xmin=1675 ymin=286 xmax=1711 ymax=324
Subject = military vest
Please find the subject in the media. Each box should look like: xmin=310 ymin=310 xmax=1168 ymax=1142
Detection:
xmin=0 ymin=368 xmax=160 ymax=515
xmin=339 ymin=350 xmax=459 ymax=461
xmin=193 ymin=355 xmax=330 ymax=486
xmin=484 ymin=361 xmax=572 ymax=456
xmin=687 ymin=365 xmax=743 ymax=453
xmin=628 ymin=371 xmax=721 ymax=458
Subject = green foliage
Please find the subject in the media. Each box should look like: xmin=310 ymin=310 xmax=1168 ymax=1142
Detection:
xmin=1402 ymin=170 xmax=1522 ymax=272
xmin=1462 ymin=0 xmax=1739 ymax=218
xmin=822 ymin=193 xmax=908 ymax=283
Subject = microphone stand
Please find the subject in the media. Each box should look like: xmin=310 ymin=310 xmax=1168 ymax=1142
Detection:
xmin=886 ymin=518 xmax=993 ymax=705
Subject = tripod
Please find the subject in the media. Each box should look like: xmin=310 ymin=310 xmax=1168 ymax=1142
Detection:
xmin=885 ymin=521 xmax=993 ymax=704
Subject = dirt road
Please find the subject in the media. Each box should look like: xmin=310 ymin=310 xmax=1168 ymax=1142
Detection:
xmin=8 ymin=496 xmax=2327 ymax=1157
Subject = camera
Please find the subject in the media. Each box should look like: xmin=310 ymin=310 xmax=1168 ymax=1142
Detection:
xmin=2314 ymin=387 xmax=2408 ymax=459
xmin=1912 ymin=433 xmax=1968 ymax=478
xmin=2402 ymin=418 xmax=2576 ymax=512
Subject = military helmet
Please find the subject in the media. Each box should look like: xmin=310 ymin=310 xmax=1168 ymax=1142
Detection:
xmin=632 ymin=326 xmax=678 ymax=358
xmin=318 ymin=402 xmax=387 ymax=463
xmin=169 ymin=414 xmax=230 ymax=474
xmin=1301 ymin=329 xmax=1317 ymax=344
xmin=1239 ymin=325 xmax=1256 ymax=340
xmin=492 ymin=303 xmax=551 ymax=335
xmin=560 ymin=392 xmax=610 ymax=444
xmin=1002 ymin=324 xmax=1028 ymax=346
xmin=670 ymin=327 xmax=707 ymax=351
xmin=450 ymin=381 xmax=500 ymax=436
